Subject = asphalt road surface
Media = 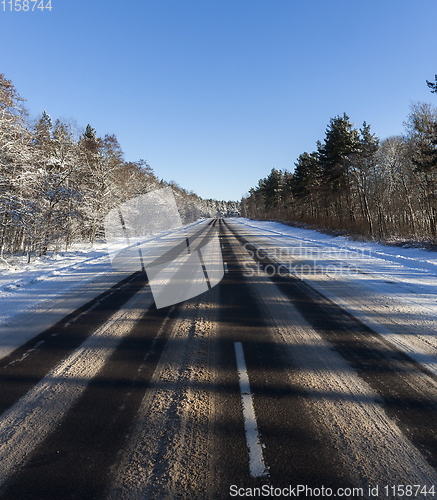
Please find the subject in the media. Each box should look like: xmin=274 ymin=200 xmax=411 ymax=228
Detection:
xmin=1 ymin=219 xmax=437 ymax=499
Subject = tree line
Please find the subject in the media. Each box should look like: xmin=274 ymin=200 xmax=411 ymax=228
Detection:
xmin=0 ymin=74 xmax=239 ymax=263
xmin=242 ymin=95 xmax=437 ymax=242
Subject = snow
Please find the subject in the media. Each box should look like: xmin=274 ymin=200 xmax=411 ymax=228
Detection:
xmin=0 ymin=243 xmax=131 ymax=361
xmin=241 ymin=254 xmax=437 ymax=489
xmin=0 ymin=243 xmax=112 ymax=326
xmin=1 ymin=217 xmax=437 ymax=490
xmin=0 ymin=219 xmax=209 ymax=359
xmin=0 ymin=283 xmax=153 ymax=488
xmin=228 ymin=229 xmax=437 ymax=489
xmin=1 ymin=216 xmax=437 ymax=374
xmin=227 ymin=218 xmax=437 ymax=378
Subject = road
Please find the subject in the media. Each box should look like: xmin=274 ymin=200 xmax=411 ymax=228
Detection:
xmin=0 ymin=219 xmax=437 ymax=499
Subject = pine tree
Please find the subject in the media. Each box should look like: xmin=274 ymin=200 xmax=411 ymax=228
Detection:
xmin=261 ymin=168 xmax=283 ymax=210
xmin=34 ymin=110 xmax=52 ymax=145
xmin=318 ymin=113 xmax=360 ymax=223
xmin=427 ymin=75 xmax=437 ymax=93
xmin=293 ymin=151 xmax=321 ymax=220
xmin=351 ymin=122 xmax=379 ymax=236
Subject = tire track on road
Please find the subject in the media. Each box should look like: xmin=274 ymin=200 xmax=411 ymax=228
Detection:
xmin=215 ymin=221 xmax=356 ymax=495
xmin=224 ymin=219 xmax=437 ymax=493
xmin=0 ymin=279 xmax=157 ymax=498
xmin=107 ymin=288 xmax=219 ymax=500
xmin=0 ymin=271 xmax=145 ymax=416
xmin=0 ymin=221 xmax=220 ymax=499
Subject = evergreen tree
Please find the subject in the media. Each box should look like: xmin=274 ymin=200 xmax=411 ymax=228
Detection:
xmin=319 ymin=113 xmax=359 ymax=185
xmin=318 ymin=113 xmax=360 ymax=223
xmin=82 ymin=124 xmax=98 ymax=153
xmin=427 ymin=74 xmax=437 ymax=93
xmin=293 ymin=151 xmax=321 ymax=220
xmin=260 ymin=168 xmax=283 ymax=210
xmin=34 ymin=110 xmax=52 ymax=145
xmin=412 ymin=121 xmax=437 ymax=173
xmin=293 ymin=151 xmax=321 ymax=198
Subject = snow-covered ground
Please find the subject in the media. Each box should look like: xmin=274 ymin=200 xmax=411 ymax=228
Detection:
xmin=0 ymin=219 xmax=209 ymax=359
xmin=227 ymin=218 xmax=437 ymax=378
xmin=1 ymin=217 xmax=437 ymax=492
xmin=0 ymin=243 xmax=112 ymax=326
xmin=2 ymin=217 xmax=437 ymax=376
xmin=0 ymin=243 xmax=133 ymax=360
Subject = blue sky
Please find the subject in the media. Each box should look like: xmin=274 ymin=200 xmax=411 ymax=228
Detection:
xmin=1 ymin=0 xmax=437 ymax=201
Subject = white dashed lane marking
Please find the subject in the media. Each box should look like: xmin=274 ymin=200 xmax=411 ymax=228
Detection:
xmin=234 ymin=342 xmax=269 ymax=478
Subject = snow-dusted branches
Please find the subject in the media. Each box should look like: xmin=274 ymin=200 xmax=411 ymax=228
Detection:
xmin=0 ymin=74 xmax=236 ymax=261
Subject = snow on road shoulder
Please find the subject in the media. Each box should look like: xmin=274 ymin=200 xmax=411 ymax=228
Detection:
xmin=231 ymin=218 xmax=437 ymax=278
xmin=0 ymin=219 xmax=208 ymax=326
xmin=0 ymin=242 xmax=113 ymax=327
xmin=0 ymin=283 xmax=153 ymax=488
xmin=0 ymin=219 xmax=211 ymax=360
xmin=0 ymin=243 xmax=131 ymax=361
xmin=227 ymin=218 xmax=437 ymax=378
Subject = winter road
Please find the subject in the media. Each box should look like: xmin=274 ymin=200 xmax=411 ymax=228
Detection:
xmin=0 ymin=219 xmax=437 ymax=499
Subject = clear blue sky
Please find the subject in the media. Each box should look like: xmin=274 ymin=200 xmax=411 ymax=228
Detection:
xmin=1 ymin=0 xmax=437 ymax=201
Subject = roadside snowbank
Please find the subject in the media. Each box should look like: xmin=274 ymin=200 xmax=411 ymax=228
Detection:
xmin=0 ymin=219 xmax=209 ymax=358
xmin=0 ymin=243 xmax=112 ymax=327
xmin=227 ymin=218 xmax=437 ymax=378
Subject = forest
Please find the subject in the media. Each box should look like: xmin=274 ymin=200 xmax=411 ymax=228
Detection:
xmin=3 ymin=71 xmax=437 ymax=266
xmin=0 ymin=74 xmax=239 ymax=263
xmin=242 ymin=80 xmax=437 ymax=243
